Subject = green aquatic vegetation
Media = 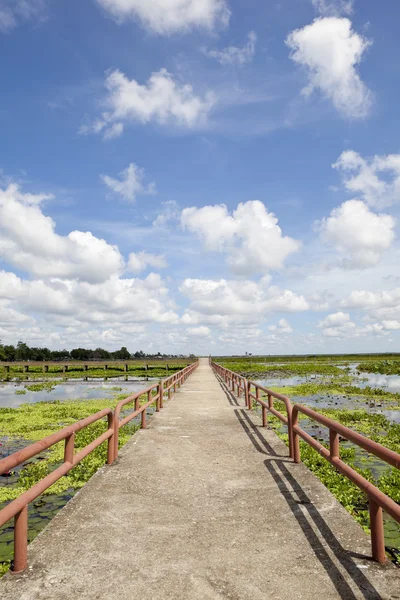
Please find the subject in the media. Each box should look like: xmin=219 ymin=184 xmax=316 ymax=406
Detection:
xmin=219 ymin=360 xmax=344 ymax=377
xmin=0 ymin=393 xmax=158 ymax=574
xmin=216 ymin=353 xmax=400 ymax=365
xmin=358 ymin=360 xmax=400 ymax=376
xmin=14 ymin=390 xmax=26 ymax=395
xmin=0 ymin=362 xmax=190 ymax=382
xmin=25 ymin=382 xmax=56 ymax=392
xmin=0 ymin=561 xmax=11 ymax=578
xmin=269 ymin=381 xmax=400 ymax=406
xmin=378 ymin=469 xmax=400 ymax=504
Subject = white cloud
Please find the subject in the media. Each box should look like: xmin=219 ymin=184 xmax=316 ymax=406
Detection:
xmin=0 ymin=183 xmax=124 ymax=283
xmin=101 ymin=162 xmax=156 ymax=202
xmin=186 ymin=326 xmax=211 ymax=337
xmin=0 ymin=271 xmax=179 ymax=328
xmin=203 ymin=31 xmax=257 ymax=66
xmin=318 ymin=199 xmax=395 ymax=268
xmin=322 ymin=321 xmax=356 ymax=337
xmin=268 ymin=318 xmax=293 ymax=334
xmin=95 ymin=0 xmax=230 ymax=34
xmin=318 ymin=311 xmax=350 ymax=328
xmin=340 ymin=288 xmax=400 ymax=325
xmin=0 ymin=0 xmax=46 ymax=33
xmin=180 ymin=279 xmax=308 ymax=332
xmin=153 ymin=200 xmax=180 ymax=227
xmin=312 ymin=0 xmax=353 ymax=17
xmin=127 ymin=251 xmax=167 ymax=273
xmin=286 ymin=17 xmax=372 ymax=118
xmin=333 ymin=150 xmax=400 ymax=208
xmin=181 ymin=201 xmax=301 ymax=275
xmin=342 ymin=289 xmax=400 ymax=310
xmin=81 ymin=68 xmax=215 ymax=138
xmin=382 ymin=320 xmax=400 ymax=331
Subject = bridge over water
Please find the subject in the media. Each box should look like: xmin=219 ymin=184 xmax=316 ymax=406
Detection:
xmin=0 ymin=358 xmax=399 ymax=599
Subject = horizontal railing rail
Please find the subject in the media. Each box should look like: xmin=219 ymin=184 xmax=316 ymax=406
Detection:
xmin=292 ymin=404 xmax=400 ymax=564
xmin=0 ymin=361 xmax=198 ymax=573
xmin=210 ymin=359 xmax=400 ymax=564
xmin=113 ymin=361 xmax=198 ymax=459
xmin=211 ymin=361 xmax=293 ymax=458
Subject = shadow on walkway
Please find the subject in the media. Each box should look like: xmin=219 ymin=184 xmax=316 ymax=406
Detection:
xmin=216 ymin=375 xmax=383 ymax=600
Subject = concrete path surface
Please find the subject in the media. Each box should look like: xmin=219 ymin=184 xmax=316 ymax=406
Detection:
xmin=1 ymin=358 xmax=398 ymax=599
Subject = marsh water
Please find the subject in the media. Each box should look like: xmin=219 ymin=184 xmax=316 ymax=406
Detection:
xmin=0 ymin=379 xmax=156 ymax=408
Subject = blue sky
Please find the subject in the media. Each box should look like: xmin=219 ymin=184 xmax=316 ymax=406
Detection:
xmin=1 ymin=0 xmax=400 ymax=355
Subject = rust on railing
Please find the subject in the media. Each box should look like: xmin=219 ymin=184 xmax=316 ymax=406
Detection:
xmin=0 ymin=361 xmax=198 ymax=573
xmin=210 ymin=359 xmax=400 ymax=564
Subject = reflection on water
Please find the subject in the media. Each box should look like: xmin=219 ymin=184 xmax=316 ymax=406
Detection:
xmin=0 ymin=380 xmax=155 ymax=408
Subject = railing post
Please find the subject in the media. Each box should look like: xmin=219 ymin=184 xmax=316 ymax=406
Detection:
xmin=135 ymin=397 xmax=140 ymax=411
xmin=141 ymin=408 xmax=147 ymax=429
xmin=262 ymin=405 xmax=267 ymax=427
xmin=64 ymin=432 xmax=75 ymax=464
xmin=293 ymin=408 xmax=300 ymax=463
xmin=369 ymin=499 xmax=386 ymax=563
xmin=287 ymin=407 xmax=294 ymax=460
xmin=152 ymin=389 xmax=159 ymax=413
xmin=159 ymin=382 xmax=164 ymax=409
xmin=113 ymin=410 xmax=120 ymax=460
xmin=329 ymin=429 xmax=339 ymax=460
xmin=12 ymin=505 xmax=28 ymax=573
xmin=245 ymin=380 xmax=249 ymax=409
xmin=107 ymin=412 xmax=114 ymax=465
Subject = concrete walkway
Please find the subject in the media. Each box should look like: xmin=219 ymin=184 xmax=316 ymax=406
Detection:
xmin=1 ymin=359 xmax=398 ymax=599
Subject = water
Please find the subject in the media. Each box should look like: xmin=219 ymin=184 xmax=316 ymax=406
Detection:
xmin=0 ymin=380 xmax=155 ymax=408
xmin=340 ymin=363 xmax=400 ymax=392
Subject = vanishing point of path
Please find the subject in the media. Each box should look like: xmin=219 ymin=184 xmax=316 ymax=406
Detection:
xmin=1 ymin=358 xmax=398 ymax=599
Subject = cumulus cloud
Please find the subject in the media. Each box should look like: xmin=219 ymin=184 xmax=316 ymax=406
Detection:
xmin=0 ymin=0 xmax=46 ymax=33
xmin=333 ymin=150 xmax=400 ymax=208
xmin=180 ymin=279 xmax=308 ymax=332
xmin=101 ymin=162 xmax=156 ymax=202
xmin=268 ymin=318 xmax=293 ymax=334
xmin=0 ymin=183 xmax=124 ymax=283
xmin=81 ymin=68 xmax=215 ymax=139
xmin=0 ymin=270 xmax=179 ymax=328
xmin=318 ymin=311 xmax=351 ymax=328
xmin=181 ymin=201 xmax=301 ymax=275
xmin=286 ymin=17 xmax=372 ymax=118
xmin=340 ymin=288 xmax=400 ymax=322
xmin=318 ymin=199 xmax=395 ymax=268
xmin=95 ymin=0 xmax=230 ymax=34
xmin=315 ymin=311 xmax=386 ymax=338
xmin=312 ymin=0 xmax=353 ymax=16
xmin=127 ymin=251 xmax=167 ymax=273
xmin=186 ymin=326 xmax=211 ymax=337
xmin=341 ymin=289 xmax=400 ymax=310
xmin=203 ymin=31 xmax=257 ymax=66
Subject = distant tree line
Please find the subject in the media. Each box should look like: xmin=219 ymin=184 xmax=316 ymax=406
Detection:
xmin=0 ymin=341 xmax=195 ymax=362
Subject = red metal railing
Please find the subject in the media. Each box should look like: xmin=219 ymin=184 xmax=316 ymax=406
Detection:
xmin=211 ymin=362 xmax=294 ymax=458
xmin=211 ymin=360 xmax=400 ymax=564
xmin=292 ymin=404 xmax=400 ymax=563
xmin=113 ymin=361 xmax=198 ymax=459
xmin=0 ymin=361 xmax=198 ymax=573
